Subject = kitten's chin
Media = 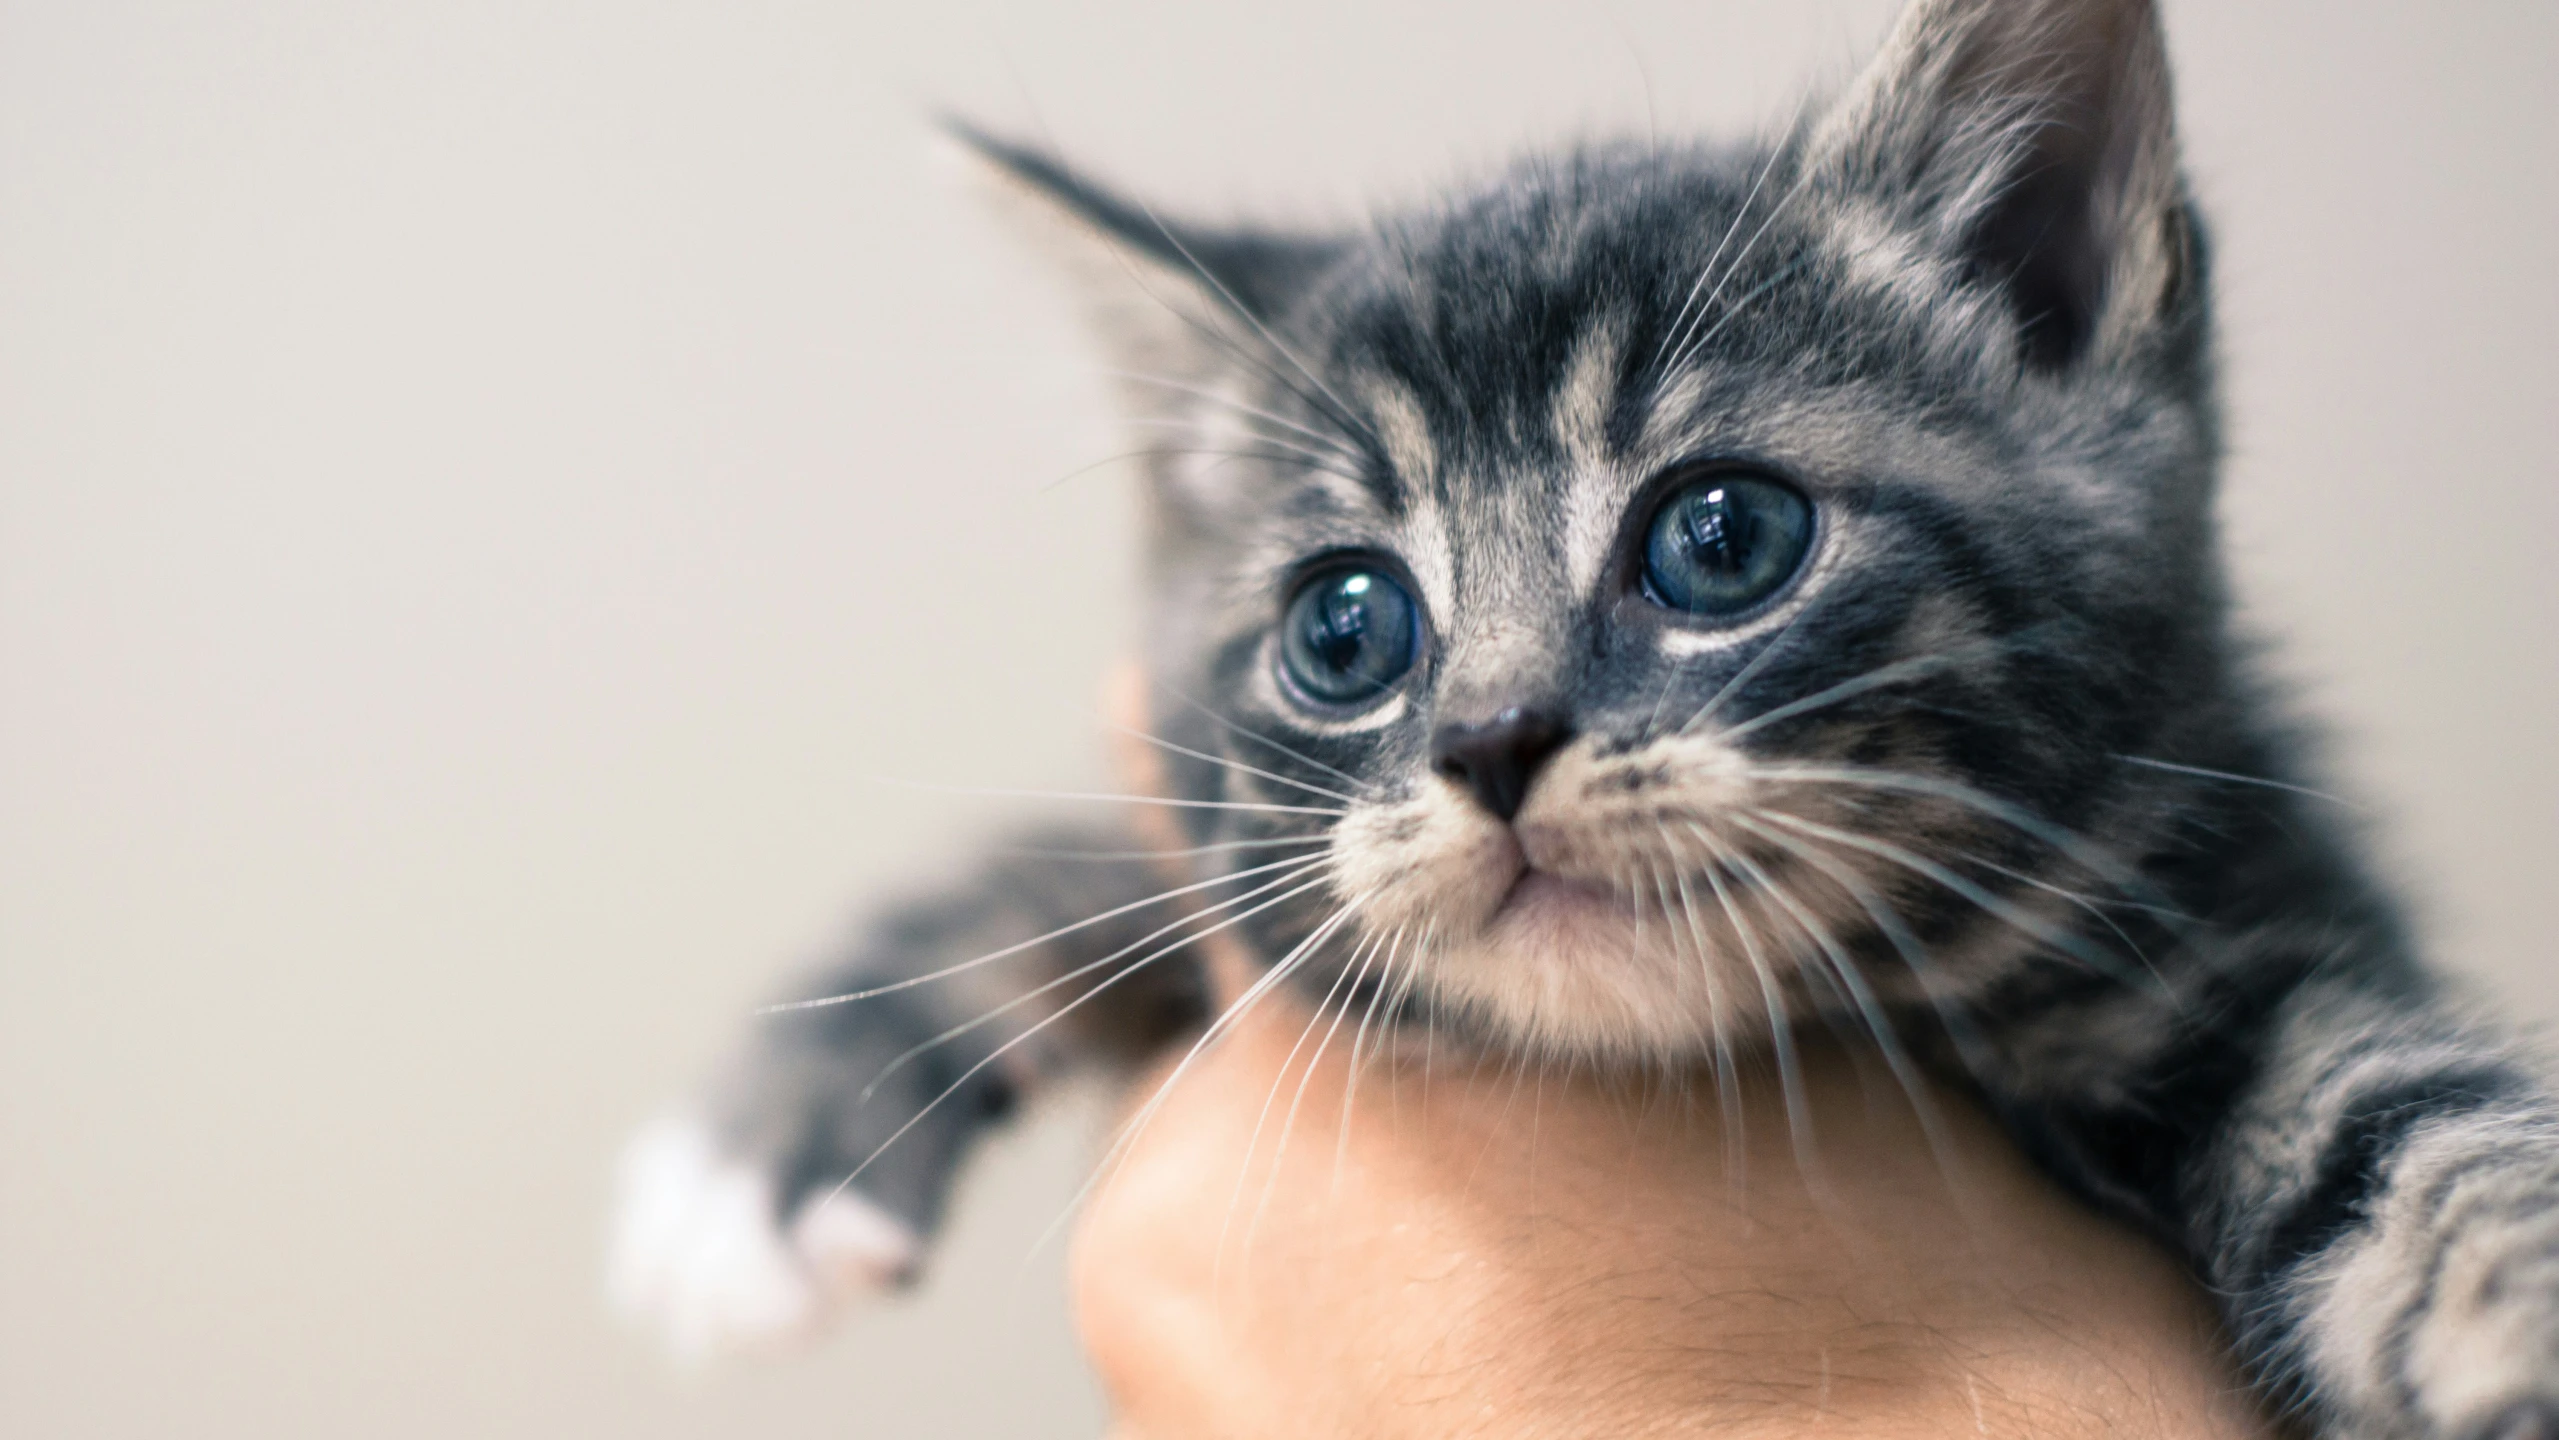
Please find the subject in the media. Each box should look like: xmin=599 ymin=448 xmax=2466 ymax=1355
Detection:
xmin=1326 ymin=773 xmax=1775 ymax=1060
xmin=1482 ymin=869 xmax=1643 ymax=950
xmin=1410 ymin=872 xmax=1758 ymax=1063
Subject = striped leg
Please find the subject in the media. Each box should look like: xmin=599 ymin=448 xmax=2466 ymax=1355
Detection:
xmin=2212 ymin=977 xmax=2559 ymax=1440
xmin=1992 ymin=960 xmax=2559 ymax=1439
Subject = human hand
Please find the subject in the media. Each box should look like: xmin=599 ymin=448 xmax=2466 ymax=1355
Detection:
xmin=1072 ymin=963 xmax=2271 ymax=1440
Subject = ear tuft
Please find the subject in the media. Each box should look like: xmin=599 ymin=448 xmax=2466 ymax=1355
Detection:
xmin=1811 ymin=0 xmax=2183 ymax=370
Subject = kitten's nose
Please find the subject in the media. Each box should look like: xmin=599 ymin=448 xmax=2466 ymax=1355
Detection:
xmin=1431 ymin=707 xmax=1572 ymax=822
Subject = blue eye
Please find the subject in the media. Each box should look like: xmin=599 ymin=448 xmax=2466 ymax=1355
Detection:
xmin=1279 ymin=565 xmax=1420 ymax=707
xmin=1641 ymin=473 xmax=1815 ymax=615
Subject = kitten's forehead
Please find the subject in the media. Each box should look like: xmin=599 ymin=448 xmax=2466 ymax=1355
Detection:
xmin=1352 ymin=322 xmax=1636 ymax=626
xmin=1258 ymin=166 xmax=1702 ymax=607
xmin=1284 ymin=143 xmax=1999 ymax=490
xmin=1316 ymin=154 xmax=1714 ymax=482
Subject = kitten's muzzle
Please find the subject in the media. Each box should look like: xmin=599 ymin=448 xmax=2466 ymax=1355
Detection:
xmin=1431 ymin=707 xmax=1572 ymax=822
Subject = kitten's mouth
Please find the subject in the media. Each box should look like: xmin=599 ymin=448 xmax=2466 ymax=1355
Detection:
xmin=1485 ymin=866 xmax=1641 ymax=941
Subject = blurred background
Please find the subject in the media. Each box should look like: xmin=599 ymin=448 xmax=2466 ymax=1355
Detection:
xmin=2 ymin=1 xmax=2551 ymax=1434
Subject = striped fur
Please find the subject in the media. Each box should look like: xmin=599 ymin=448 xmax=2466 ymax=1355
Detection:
xmin=614 ymin=0 xmax=2559 ymax=1430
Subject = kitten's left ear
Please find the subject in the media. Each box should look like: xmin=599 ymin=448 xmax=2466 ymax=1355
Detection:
xmin=940 ymin=119 xmax=1343 ymax=385
xmin=1808 ymin=0 xmax=2187 ymax=369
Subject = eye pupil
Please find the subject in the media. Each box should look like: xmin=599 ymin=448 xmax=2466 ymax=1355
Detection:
xmin=1280 ymin=565 xmax=1420 ymax=707
xmin=1643 ymin=473 xmax=1813 ymax=615
xmin=1315 ymin=591 xmax=1370 ymax=670
xmin=1682 ymin=487 xmax=1752 ymax=573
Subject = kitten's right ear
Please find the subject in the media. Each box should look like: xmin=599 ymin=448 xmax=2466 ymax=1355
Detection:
xmin=939 ymin=120 xmax=1341 ymax=383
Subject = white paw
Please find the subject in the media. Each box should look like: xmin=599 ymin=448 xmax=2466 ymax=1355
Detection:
xmin=607 ymin=1114 xmax=920 ymax=1363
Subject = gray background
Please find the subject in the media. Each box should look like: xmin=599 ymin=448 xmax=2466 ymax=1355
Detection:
xmin=3 ymin=1 xmax=2551 ymax=1435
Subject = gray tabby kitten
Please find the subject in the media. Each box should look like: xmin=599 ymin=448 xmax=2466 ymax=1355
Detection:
xmin=610 ymin=0 xmax=2559 ymax=1433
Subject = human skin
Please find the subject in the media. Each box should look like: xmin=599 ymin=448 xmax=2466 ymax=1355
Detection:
xmin=1070 ymin=951 xmax=2275 ymax=1440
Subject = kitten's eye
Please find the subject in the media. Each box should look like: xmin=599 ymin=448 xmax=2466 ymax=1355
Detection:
xmin=1640 ymin=473 xmax=1815 ymax=615
xmin=1279 ymin=565 xmax=1420 ymax=708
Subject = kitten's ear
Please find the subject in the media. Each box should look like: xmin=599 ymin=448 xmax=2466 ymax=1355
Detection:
xmin=941 ymin=120 xmax=1341 ymax=382
xmin=1808 ymin=0 xmax=2187 ymax=369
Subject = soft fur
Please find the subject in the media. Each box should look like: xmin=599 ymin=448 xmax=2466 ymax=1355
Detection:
xmin=612 ymin=1 xmax=2559 ymax=1433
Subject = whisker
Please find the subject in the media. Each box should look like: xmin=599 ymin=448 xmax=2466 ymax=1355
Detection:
xmin=1216 ymin=927 xmax=1377 ymax=1271
xmin=1037 ymin=444 xmax=1376 ymax=494
xmin=1108 ymin=377 xmax=1368 ymax=462
xmin=1948 ymin=845 xmax=2178 ymax=962
xmin=1675 ymin=589 xmax=1831 ymax=737
xmin=1654 ymin=851 xmax=1748 ymax=1185
xmin=987 ymin=838 xmax=1330 ymax=864
xmin=1411 ymin=917 xmax=1442 ymax=1123
xmin=994 ymin=834 xmax=1333 ymax=863
xmin=1333 ymin=923 xmax=1412 ymax=1190
xmin=991 ymin=135 xmax=1382 ymax=467
xmin=760 ymin=851 xmax=1330 ymax=1013
xmin=2113 ymin=753 xmax=2360 ymax=810
xmin=855 ymin=858 xmax=1336 ymax=1099
xmin=1154 ymin=682 xmax=1371 ymax=792
xmin=1101 ymin=719 xmax=1365 ymax=806
xmin=1674 ymin=251 xmax=1820 ymax=365
xmin=1641 ymin=650 xmax=1689 ymax=743
xmin=863 ymin=777 xmax=1345 ymax=818
xmin=1661 ymin=141 xmax=1823 ymax=377
xmin=1727 ymin=814 xmax=1928 ymax=974
xmin=1115 ymin=195 xmax=1385 ymax=461
xmin=1717 ymin=636 xmax=2036 ymax=743
xmin=1041 ymin=443 xmax=1374 ymax=491
xmin=1727 ymin=810 xmax=2002 ymax=1090
xmin=1751 ymin=807 xmax=2158 ymax=992
xmin=820 ymin=871 xmax=1346 ymax=1201
xmin=1693 ymin=835 xmax=1823 ymax=1188
xmin=1038 ymin=895 xmax=1373 ymax=1260
xmin=1184 ymin=340 xmax=1382 ymax=477
xmin=1356 ymin=920 xmax=1430 ymax=1141
xmin=1236 ymin=932 xmax=1382 ymax=1271
xmin=1710 ymin=834 xmax=1957 ymax=1173
xmin=1122 ymin=416 xmax=1366 ymax=474
xmin=1744 ymin=761 xmax=2159 ymax=902
xmin=1017 ymin=929 xmax=1318 ymax=1280
xmin=1651 ymin=88 xmax=1811 ymax=375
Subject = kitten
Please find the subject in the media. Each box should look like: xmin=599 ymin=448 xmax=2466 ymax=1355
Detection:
xmin=608 ymin=0 xmax=2559 ymax=1433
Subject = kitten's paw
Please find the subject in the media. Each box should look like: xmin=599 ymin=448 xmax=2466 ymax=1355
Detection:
xmin=608 ymin=1115 xmax=918 ymax=1362
xmin=2393 ymin=1191 xmax=2559 ymax=1440
xmin=790 ymin=1180 xmax=923 ymax=1293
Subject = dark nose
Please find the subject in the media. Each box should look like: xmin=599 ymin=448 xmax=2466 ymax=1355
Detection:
xmin=1431 ymin=707 xmax=1572 ymax=822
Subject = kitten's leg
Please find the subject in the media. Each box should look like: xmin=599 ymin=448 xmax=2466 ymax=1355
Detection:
xmin=609 ymin=821 xmax=1213 ymax=1360
xmin=1982 ymin=955 xmax=2559 ymax=1439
